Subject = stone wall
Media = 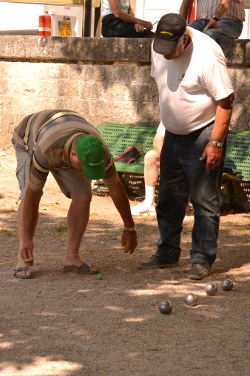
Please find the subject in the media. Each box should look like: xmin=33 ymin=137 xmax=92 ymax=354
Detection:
xmin=0 ymin=36 xmax=249 ymax=136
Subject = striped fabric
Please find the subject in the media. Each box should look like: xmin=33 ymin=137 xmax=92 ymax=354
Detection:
xmin=101 ymin=0 xmax=130 ymax=18
xmin=196 ymin=0 xmax=245 ymax=21
xmin=12 ymin=110 xmax=116 ymax=192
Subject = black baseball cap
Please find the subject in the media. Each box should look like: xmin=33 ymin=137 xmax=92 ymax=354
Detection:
xmin=153 ymin=13 xmax=186 ymax=56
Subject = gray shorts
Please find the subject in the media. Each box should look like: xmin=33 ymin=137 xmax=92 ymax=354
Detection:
xmin=15 ymin=148 xmax=91 ymax=199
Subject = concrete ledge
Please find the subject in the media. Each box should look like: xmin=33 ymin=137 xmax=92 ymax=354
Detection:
xmin=0 ymin=30 xmax=38 ymax=35
xmin=0 ymin=36 xmax=249 ymax=65
xmin=0 ymin=36 xmax=249 ymax=135
xmin=0 ymin=36 xmax=151 ymax=63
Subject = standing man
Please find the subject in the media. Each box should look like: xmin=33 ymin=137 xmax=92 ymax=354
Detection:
xmin=180 ymin=0 xmax=245 ymax=42
xmin=139 ymin=14 xmax=234 ymax=279
xmin=12 ymin=109 xmax=137 ymax=279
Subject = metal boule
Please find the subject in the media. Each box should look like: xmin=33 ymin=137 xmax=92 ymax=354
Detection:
xmin=221 ymin=279 xmax=234 ymax=291
xmin=205 ymin=283 xmax=218 ymax=296
xmin=184 ymin=293 xmax=198 ymax=306
xmin=159 ymin=300 xmax=172 ymax=314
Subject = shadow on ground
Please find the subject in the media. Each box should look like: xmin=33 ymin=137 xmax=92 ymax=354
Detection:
xmin=0 ymin=205 xmax=249 ymax=376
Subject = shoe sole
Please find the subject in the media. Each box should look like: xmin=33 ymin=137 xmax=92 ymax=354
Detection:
xmin=138 ymin=263 xmax=179 ymax=270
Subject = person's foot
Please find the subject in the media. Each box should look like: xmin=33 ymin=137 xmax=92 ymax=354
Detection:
xmin=138 ymin=255 xmax=179 ymax=269
xmin=63 ymin=254 xmax=99 ymax=275
xmin=14 ymin=262 xmax=33 ymax=279
xmin=131 ymin=202 xmax=156 ymax=216
xmin=63 ymin=255 xmax=98 ymax=271
xmin=188 ymin=264 xmax=211 ymax=280
xmin=63 ymin=263 xmax=99 ymax=274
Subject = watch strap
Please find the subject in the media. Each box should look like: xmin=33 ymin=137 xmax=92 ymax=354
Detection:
xmin=210 ymin=139 xmax=223 ymax=148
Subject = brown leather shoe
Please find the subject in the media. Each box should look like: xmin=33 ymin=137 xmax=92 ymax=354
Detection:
xmin=188 ymin=264 xmax=211 ymax=280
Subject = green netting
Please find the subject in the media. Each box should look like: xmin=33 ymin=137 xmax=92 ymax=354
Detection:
xmin=224 ymin=131 xmax=250 ymax=181
xmin=98 ymin=124 xmax=250 ymax=181
xmin=97 ymin=122 xmax=156 ymax=174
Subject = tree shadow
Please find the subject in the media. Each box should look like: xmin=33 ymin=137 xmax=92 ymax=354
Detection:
xmin=0 ymin=191 xmax=249 ymax=375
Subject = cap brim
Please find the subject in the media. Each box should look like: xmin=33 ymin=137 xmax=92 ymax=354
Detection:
xmin=81 ymin=164 xmax=106 ymax=180
xmin=153 ymin=37 xmax=178 ymax=56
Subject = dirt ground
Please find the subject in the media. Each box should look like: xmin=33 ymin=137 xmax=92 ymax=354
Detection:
xmin=0 ymin=142 xmax=249 ymax=376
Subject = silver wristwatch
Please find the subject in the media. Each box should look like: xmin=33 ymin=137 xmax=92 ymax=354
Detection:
xmin=210 ymin=139 xmax=223 ymax=148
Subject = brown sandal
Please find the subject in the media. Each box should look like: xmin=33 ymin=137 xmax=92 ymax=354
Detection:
xmin=62 ymin=263 xmax=99 ymax=275
xmin=14 ymin=267 xmax=33 ymax=279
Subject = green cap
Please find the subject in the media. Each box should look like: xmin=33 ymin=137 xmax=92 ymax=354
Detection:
xmin=75 ymin=135 xmax=106 ymax=180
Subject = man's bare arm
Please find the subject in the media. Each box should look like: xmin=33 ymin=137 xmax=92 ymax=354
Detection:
xmin=18 ymin=186 xmax=42 ymax=262
xmin=106 ymin=178 xmax=137 ymax=253
xmin=179 ymin=0 xmax=193 ymax=20
xmin=203 ymin=0 xmax=235 ymax=32
xmin=200 ymin=93 xmax=234 ymax=170
xmin=108 ymin=0 xmax=153 ymax=30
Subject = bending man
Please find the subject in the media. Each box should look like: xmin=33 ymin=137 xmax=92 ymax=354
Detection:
xmin=12 ymin=109 xmax=137 ymax=279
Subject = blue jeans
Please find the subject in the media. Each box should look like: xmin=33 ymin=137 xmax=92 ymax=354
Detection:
xmin=156 ymin=123 xmax=224 ymax=268
xmin=189 ymin=18 xmax=243 ymax=42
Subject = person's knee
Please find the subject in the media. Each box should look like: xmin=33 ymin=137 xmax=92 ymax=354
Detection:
xmin=189 ymin=19 xmax=205 ymax=32
xmin=71 ymin=192 xmax=92 ymax=206
xmin=204 ymin=29 xmax=220 ymax=41
xmin=144 ymin=150 xmax=160 ymax=167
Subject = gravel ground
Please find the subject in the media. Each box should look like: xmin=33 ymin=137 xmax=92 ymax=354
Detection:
xmin=0 ymin=145 xmax=249 ymax=376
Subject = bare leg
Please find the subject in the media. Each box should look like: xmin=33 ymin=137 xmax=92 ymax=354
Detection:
xmin=144 ymin=149 xmax=160 ymax=188
xmin=131 ymin=150 xmax=160 ymax=215
xmin=62 ymin=192 xmax=97 ymax=270
xmin=15 ymin=189 xmax=42 ymax=278
xmin=15 ymin=200 xmax=33 ymax=278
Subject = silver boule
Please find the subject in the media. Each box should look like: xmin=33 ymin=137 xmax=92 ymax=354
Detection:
xmin=159 ymin=300 xmax=172 ymax=314
xmin=205 ymin=283 xmax=218 ymax=296
xmin=184 ymin=293 xmax=198 ymax=306
xmin=221 ymin=279 xmax=234 ymax=291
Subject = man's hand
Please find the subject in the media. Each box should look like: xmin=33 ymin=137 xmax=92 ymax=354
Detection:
xmin=19 ymin=239 xmax=34 ymax=265
xmin=200 ymin=142 xmax=222 ymax=170
xmin=134 ymin=23 xmax=145 ymax=32
xmin=201 ymin=93 xmax=234 ymax=170
xmin=121 ymin=229 xmax=137 ymax=254
xmin=143 ymin=21 xmax=153 ymax=30
xmin=203 ymin=19 xmax=221 ymax=33
xmin=107 ymin=177 xmax=137 ymax=253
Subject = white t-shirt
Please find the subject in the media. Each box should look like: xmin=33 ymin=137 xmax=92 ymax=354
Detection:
xmin=151 ymin=28 xmax=234 ymax=135
xmin=156 ymin=121 xmax=165 ymax=137
xmin=101 ymin=0 xmax=130 ymax=18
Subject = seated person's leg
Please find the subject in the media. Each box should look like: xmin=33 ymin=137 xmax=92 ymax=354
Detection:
xmin=131 ymin=149 xmax=160 ymax=215
xmin=188 ymin=19 xmax=208 ymax=32
xmin=102 ymin=14 xmax=138 ymax=37
xmin=204 ymin=19 xmax=243 ymax=41
xmin=102 ymin=14 xmax=154 ymax=38
xmin=144 ymin=149 xmax=160 ymax=193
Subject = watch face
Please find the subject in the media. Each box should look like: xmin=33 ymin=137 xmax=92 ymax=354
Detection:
xmin=210 ymin=139 xmax=223 ymax=148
